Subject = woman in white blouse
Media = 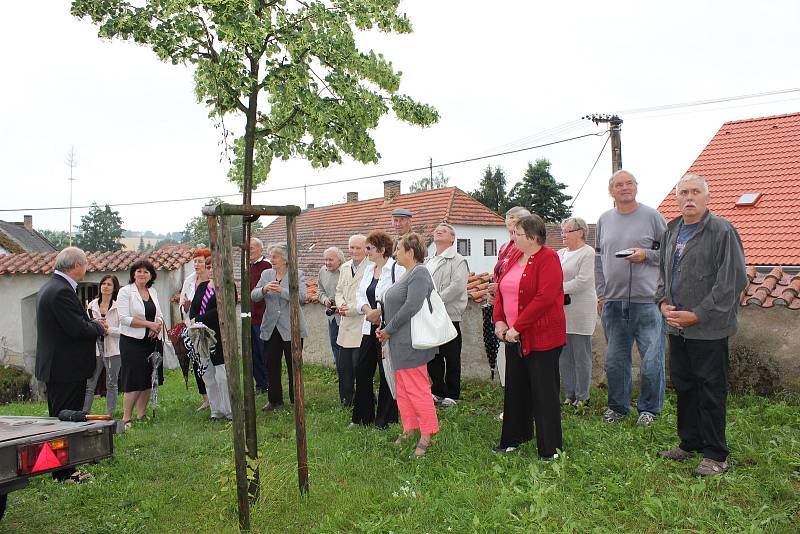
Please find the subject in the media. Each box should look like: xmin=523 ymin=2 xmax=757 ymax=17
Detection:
xmin=351 ymin=230 xmax=405 ymax=429
xmin=83 ymin=275 xmax=122 ymax=416
xmin=117 ymin=260 xmax=164 ymax=427
xmin=557 ymin=217 xmax=597 ymax=408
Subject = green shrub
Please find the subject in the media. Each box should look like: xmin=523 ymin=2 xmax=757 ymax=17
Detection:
xmin=0 ymin=365 xmax=32 ymax=404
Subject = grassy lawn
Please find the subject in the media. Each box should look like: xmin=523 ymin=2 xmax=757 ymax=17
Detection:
xmin=1 ymin=365 xmax=798 ymax=533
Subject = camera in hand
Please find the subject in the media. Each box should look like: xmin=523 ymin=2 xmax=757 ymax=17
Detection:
xmin=325 ymin=299 xmax=337 ymax=316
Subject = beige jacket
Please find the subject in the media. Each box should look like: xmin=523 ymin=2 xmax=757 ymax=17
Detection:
xmin=335 ymin=258 xmax=373 ymax=348
xmin=425 ymin=245 xmax=469 ymax=322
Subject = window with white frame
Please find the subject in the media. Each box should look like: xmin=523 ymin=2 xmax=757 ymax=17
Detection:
xmin=457 ymin=238 xmax=471 ymax=256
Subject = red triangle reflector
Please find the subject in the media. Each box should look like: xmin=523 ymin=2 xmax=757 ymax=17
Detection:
xmin=32 ymin=443 xmax=63 ymax=472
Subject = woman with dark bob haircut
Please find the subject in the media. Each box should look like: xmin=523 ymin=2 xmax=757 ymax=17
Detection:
xmin=493 ymin=214 xmax=566 ymax=460
xmin=351 ymin=229 xmax=404 ymax=428
xmin=117 ymin=259 xmax=164 ymax=428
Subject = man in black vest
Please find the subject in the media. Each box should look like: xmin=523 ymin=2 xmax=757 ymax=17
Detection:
xmin=35 ymin=247 xmax=106 ymax=480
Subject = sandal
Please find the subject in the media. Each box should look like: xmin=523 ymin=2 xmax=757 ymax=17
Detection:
xmin=65 ymin=471 xmax=93 ymax=484
xmin=394 ymin=431 xmax=415 ymax=445
xmin=122 ymin=419 xmax=132 ymax=431
xmin=412 ymin=441 xmax=432 ymax=459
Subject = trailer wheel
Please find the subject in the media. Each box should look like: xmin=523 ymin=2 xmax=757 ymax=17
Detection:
xmin=0 ymin=493 xmax=7 ymax=520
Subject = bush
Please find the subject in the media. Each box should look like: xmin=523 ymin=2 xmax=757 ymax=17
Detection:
xmin=728 ymin=344 xmax=781 ymax=396
xmin=0 ymin=365 xmax=32 ymax=404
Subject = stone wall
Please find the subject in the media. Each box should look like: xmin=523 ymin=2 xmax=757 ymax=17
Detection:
xmin=300 ymin=301 xmax=800 ymax=394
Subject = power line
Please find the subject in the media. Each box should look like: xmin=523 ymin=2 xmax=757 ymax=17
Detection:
xmin=570 ymin=134 xmax=610 ymax=208
xmin=614 ymin=88 xmax=800 ymax=116
xmin=0 ymin=131 xmax=604 ymax=213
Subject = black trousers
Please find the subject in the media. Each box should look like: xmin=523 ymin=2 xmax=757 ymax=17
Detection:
xmin=337 ymin=347 xmax=359 ymax=406
xmin=264 ymin=328 xmax=302 ymax=406
xmin=499 ymin=343 xmax=563 ymax=458
xmin=427 ymin=321 xmax=462 ymax=400
xmin=47 ymin=380 xmax=86 ymax=479
xmin=351 ymin=328 xmax=398 ymax=427
xmin=668 ymin=335 xmax=729 ymax=462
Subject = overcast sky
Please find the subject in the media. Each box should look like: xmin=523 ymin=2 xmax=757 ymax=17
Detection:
xmin=2 ymin=1 xmax=799 ymax=235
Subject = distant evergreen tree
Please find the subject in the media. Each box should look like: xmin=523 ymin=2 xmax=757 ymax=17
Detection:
xmin=470 ymin=165 xmax=509 ymax=215
xmin=74 ymin=203 xmax=124 ymax=252
xmin=138 ymin=236 xmax=146 ymax=253
xmin=507 ymin=159 xmax=572 ymax=223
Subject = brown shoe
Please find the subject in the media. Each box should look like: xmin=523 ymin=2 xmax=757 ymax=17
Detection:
xmin=658 ymin=446 xmax=695 ymax=462
xmin=692 ymin=458 xmax=729 ymax=477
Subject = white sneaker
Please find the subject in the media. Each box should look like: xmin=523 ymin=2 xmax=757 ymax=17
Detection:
xmin=496 ymin=412 xmax=504 ymax=421
xmin=439 ymin=397 xmax=457 ymax=408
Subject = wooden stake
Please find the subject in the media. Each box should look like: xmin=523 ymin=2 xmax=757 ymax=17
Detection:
xmin=208 ymin=214 xmax=251 ymax=531
xmin=286 ymin=215 xmax=309 ymax=494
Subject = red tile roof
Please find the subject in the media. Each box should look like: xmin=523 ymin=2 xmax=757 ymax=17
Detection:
xmin=251 ymin=187 xmax=505 ymax=276
xmin=544 ymin=224 xmax=597 ymax=250
xmin=742 ymin=266 xmax=800 ymax=309
xmin=0 ymin=245 xmax=194 ymax=275
xmin=658 ymin=112 xmax=800 ymax=266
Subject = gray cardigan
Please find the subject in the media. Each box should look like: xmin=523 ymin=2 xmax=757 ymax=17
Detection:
xmin=250 ymin=268 xmax=308 ymax=341
xmin=382 ymin=264 xmax=436 ymax=370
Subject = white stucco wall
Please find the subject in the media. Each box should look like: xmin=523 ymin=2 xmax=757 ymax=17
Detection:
xmin=433 ymin=224 xmax=508 ymax=274
xmin=0 ymin=264 xmax=193 ymax=380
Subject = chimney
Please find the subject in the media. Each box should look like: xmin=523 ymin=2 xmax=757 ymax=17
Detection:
xmin=23 ymin=215 xmax=33 ymax=231
xmin=346 ymin=192 xmax=359 ymax=203
xmin=306 ymin=203 xmax=315 ymax=210
xmin=383 ymin=180 xmax=401 ymax=202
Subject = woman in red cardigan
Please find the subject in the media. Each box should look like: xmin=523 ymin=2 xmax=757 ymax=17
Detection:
xmin=493 ymin=214 xmax=566 ymax=459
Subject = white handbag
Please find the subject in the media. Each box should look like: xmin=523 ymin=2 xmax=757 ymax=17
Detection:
xmin=411 ymin=288 xmax=458 ymax=349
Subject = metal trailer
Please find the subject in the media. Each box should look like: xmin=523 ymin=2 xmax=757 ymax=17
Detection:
xmin=0 ymin=416 xmax=116 ymax=520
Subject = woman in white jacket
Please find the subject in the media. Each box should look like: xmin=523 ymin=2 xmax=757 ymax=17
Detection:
xmin=83 ymin=275 xmax=122 ymax=416
xmin=117 ymin=260 xmax=164 ymax=426
xmin=557 ymin=217 xmax=597 ymax=408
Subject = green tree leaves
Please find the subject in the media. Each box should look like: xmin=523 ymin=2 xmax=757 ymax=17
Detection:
xmin=507 ymin=159 xmax=572 ymax=223
xmin=74 ymin=203 xmax=125 ymax=252
xmin=470 ymin=165 xmax=509 ymax=215
xmin=72 ymin=0 xmax=439 ymax=194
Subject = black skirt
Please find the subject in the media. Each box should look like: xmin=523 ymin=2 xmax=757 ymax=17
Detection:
xmin=119 ymin=334 xmax=164 ymax=392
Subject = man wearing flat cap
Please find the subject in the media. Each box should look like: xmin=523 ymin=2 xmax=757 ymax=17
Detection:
xmin=391 ymin=208 xmax=413 ymax=236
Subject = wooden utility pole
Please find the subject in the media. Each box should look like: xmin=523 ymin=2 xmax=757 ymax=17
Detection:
xmin=584 ymin=114 xmax=623 ymax=173
xmin=286 ymin=216 xmax=309 ymax=494
xmin=207 ymin=213 xmax=250 ymax=532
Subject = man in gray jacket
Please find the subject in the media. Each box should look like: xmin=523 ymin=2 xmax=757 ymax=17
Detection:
xmin=425 ymin=223 xmax=468 ymax=407
xmin=655 ymin=174 xmax=746 ymax=477
xmin=318 ymin=247 xmax=344 ymax=369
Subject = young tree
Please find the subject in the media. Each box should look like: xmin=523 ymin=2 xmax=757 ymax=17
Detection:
xmin=470 ymin=165 xmax=509 ymax=215
xmin=409 ymin=170 xmax=449 ymax=192
xmin=507 ymin=159 xmax=572 ymax=223
xmin=138 ymin=236 xmax=146 ymax=253
xmin=71 ymin=1 xmax=439 ymax=198
xmin=74 ymin=203 xmax=125 ymax=252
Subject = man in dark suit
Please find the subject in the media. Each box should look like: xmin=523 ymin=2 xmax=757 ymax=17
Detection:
xmin=35 ymin=247 xmax=106 ymax=480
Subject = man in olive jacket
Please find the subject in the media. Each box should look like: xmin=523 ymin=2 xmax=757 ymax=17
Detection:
xmin=425 ymin=223 xmax=469 ymax=407
xmin=655 ymin=175 xmax=747 ymax=477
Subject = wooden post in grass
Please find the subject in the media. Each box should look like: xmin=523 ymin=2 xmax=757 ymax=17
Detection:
xmin=203 ymin=202 xmax=308 ymax=501
xmin=207 ymin=213 xmax=250 ymax=531
xmin=286 ymin=215 xmax=309 ymax=494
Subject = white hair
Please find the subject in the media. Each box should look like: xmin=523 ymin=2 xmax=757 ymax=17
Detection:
xmin=348 ymin=234 xmax=366 ymax=246
xmin=675 ymin=174 xmax=709 ymax=195
xmin=267 ymin=243 xmax=288 ymax=262
xmin=608 ymin=169 xmax=638 ymax=191
xmin=250 ymin=237 xmax=264 ymax=249
xmin=324 ymin=247 xmax=345 ymax=264
xmin=561 ymin=217 xmax=589 ymax=240
xmin=505 ymin=206 xmax=531 ymax=220
xmin=54 ymin=247 xmax=87 ymax=272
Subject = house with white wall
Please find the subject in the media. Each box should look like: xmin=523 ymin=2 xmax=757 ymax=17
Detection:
xmin=0 ymin=246 xmax=194 ymax=380
xmin=253 ymin=180 xmax=508 ymax=276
